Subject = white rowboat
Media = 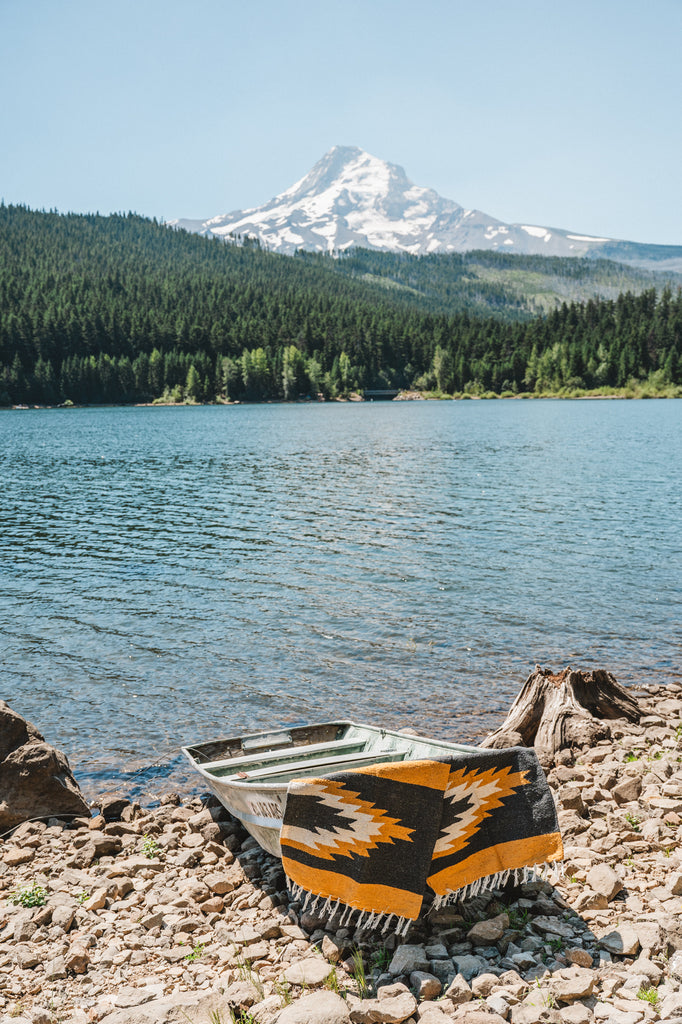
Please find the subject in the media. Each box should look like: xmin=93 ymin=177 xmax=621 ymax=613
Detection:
xmin=182 ymin=720 xmax=480 ymax=858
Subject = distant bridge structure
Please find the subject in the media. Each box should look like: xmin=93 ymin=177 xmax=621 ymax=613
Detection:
xmin=362 ymin=389 xmax=400 ymax=401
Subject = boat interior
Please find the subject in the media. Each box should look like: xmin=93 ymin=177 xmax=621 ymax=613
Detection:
xmin=183 ymin=721 xmax=478 ymax=787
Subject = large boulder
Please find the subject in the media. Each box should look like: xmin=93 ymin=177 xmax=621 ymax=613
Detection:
xmin=0 ymin=701 xmax=90 ymax=830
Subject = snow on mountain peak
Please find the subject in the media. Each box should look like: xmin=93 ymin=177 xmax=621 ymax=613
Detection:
xmin=169 ymin=146 xmax=642 ymax=262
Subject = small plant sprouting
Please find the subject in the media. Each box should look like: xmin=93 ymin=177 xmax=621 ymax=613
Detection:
xmin=350 ymin=948 xmax=369 ymax=999
xmin=10 ymin=882 xmax=48 ymax=908
xmin=236 ymin=957 xmax=265 ymax=998
xmin=140 ymin=834 xmax=160 ymax=859
xmin=324 ymin=966 xmax=340 ymax=994
xmin=370 ymin=947 xmax=392 ymax=973
xmin=184 ymin=941 xmax=205 ymax=962
xmin=624 ymin=752 xmax=639 ymax=763
xmin=624 ymin=812 xmax=641 ymax=832
xmin=274 ymin=980 xmax=294 ymax=1007
xmin=637 ymin=986 xmax=659 ymax=1006
xmin=508 ymin=906 xmax=530 ymax=929
xmin=76 ymin=890 xmax=89 ymax=905
xmin=549 ymin=937 xmax=563 ymax=953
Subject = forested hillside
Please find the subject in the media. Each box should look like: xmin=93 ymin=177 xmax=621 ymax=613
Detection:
xmin=1 ymin=204 xmax=681 ymax=406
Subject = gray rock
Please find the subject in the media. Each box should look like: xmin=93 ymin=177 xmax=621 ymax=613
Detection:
xmin=467 ymin=913 xmax=509 ymax=945
xmin=283 ymin=958 xmax=333 ymax=986
xmin=531 ymin=917 xmax=575 ymax=939
xmin=15 ymin=944 xmax=41 ymax=969
xmin=410 ymin=971 xmax=441 ymax=1000
xmin=424 ymin=943 xmax=448 ymax=960
xmin=487 ymin=994 xmax=511 ymax=1018
xmin=444 ymin=973 xmax=473 ymax=1002
xmin=349 ymin=990 xmax=417 ymax=1023
xmin=557 ymin=1006 xmax=591 ymax=1024
xmin=635 ymin=920 xmax=666 ymax=955
xmin=471 ymin=973 xmax=500 ymax=997
xmin=669 ymin=950 xmax=682 ymax=982
xmin=452 ymin=953 xmax=486 ymax=980
xmin=0 ymin=702 xmax=90 ymax=830
xmin=44 ymin=955 xmax=67 ymax=980
xmin=509 ymin=951 xmax=540 ymax=971
xmin=99 ymin=990 xmax=229 ymax=1024
xmin=388 ymin=944 xmax=430 ymax=977
xmin=52 ymin=903 xmax=77 ymax=932
xmin=585 ymin=864 xmax=622 ymax=901
xmin=598 ymin=923 xmax=640 ymax=956
xmin=417 ymin=1010 xmax=452 ymax=1024
xmin=13 ymin=912 xmax=37 ymax=943
xmin=612 ymin=777 xmax=643 ymax=804
xmin=112 ymin=986 xmax=166 ymax=1009
xmin=548 ymin=966 xmax=595 ymax=1002
xmin=223 ymin=981 xmax=262 ymax=1009
xmin=250 ymin=995 xmax=283 ymax=1023
xmin=140 ymin=911 xmax=164 ymax=930
xmin=276 ymin=993 xmax=350 ymax=1024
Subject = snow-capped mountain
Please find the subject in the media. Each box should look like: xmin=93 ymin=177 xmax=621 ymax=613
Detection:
xmin=171 ymin=146 xmax=682 ymax=270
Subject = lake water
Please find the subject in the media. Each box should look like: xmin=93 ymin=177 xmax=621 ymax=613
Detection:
xmin=1 ymin=400 xmax=680 ymax=801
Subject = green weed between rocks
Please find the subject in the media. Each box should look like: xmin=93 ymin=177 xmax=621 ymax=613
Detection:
xmin=10 ymin=882 xmax=47 ymax=908
xmin=184 ymin=942 xmax=205 ymax=962
xmin=349 ymin=948 xmax=370 ymax=998
xmin=370 ymin=948 xmax=392 ymax=972
xmin=274 ymin=980 xmax=293 ymax=1007
xmin=624 ymin=812 xmax=641 ymax=832
xmin=637 ymin=986 xmax=660 ymax=1006
xmin=507 ymin=906 xmax=529 ymax=929
xmin=235 ymin=955 xmax=265 ymax=999
xmin=323 ymin=966 xmax=340 ymax=994
xmin=140 ymin=834 xmax=160 ymax=859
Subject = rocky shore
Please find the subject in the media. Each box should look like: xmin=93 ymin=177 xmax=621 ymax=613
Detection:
xmin=2 ymin=680 xmax=682 ymax=1024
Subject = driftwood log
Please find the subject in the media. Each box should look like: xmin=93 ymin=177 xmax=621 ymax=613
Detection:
xmin=481 ymin=665 xmax=641 ymax=767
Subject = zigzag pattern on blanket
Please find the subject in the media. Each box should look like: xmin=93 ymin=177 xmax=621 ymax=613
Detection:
xmin=280 ymin=747 xmax=563 ymax=927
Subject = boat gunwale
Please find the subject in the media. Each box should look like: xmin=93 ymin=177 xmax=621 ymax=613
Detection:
xmin=181 ymin=719 xmax=482 ymax=794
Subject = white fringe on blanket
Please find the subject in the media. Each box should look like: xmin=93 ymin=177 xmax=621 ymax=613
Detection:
xmin=286 ymin=882 xmax=414 ymax=937
xmin=287 ymin=858 xmax=564 ymax=936
xmin=431 ymin=859 xmax=564 ymax=911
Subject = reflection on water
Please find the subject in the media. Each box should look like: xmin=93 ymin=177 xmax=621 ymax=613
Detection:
xmin=0 ymin=400 xmax=680 ymax=799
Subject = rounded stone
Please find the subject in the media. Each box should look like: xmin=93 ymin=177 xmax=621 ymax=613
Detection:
xmin=283 ymin=957 xmax=333 ymax=986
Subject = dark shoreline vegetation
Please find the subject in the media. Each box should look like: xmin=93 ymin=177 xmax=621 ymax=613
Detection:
xmin=1 ymin=204 xmax=681 ymax=407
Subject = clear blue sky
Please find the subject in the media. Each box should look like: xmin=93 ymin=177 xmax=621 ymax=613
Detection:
xmin=1 ymin=0 xmax=681 ymax=245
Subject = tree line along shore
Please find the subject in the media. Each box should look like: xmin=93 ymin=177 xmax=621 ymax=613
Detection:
xmin=1 ymin=205 xmax=681 ymax=408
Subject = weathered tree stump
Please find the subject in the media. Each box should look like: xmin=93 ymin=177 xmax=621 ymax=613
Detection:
xmin=480 ymin=665 xmax=641 ymax=767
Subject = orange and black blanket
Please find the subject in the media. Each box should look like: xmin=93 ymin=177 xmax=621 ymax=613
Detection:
xmin=280 ymin=747 xmax=563 ymax=932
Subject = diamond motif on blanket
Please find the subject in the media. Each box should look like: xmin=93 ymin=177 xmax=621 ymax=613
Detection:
xmin=282 ymin=777 xmax=414 ymax=861
xmin=432 ymin=765 xmax=529 ymax=859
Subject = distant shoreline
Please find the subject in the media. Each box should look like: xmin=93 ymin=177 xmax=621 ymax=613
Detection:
xmin=4 ymin=387 xmax=682 ymax=411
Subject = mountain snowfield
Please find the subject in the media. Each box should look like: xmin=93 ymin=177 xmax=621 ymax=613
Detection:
xmin=171 ymin=146 xmax=682 ymax=270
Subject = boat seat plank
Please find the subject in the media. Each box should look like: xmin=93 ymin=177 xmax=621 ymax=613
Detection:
xmin=220 ymin=749 xmax=406 ymax=782
xmin=198 ymin=738 xmax=366 ymax=773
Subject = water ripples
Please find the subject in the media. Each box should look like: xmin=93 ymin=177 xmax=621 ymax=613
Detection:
xmin=0 ymin=400 xmax=680 ymax=798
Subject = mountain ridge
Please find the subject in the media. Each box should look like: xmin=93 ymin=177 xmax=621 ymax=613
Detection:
xmin=171 ymin=146 xmax=682 ymax=271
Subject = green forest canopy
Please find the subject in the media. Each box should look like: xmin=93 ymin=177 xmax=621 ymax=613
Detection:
xmin=0 ymin=203 xmax=681 ymax=406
